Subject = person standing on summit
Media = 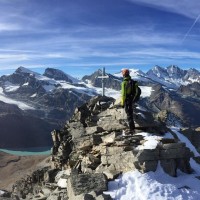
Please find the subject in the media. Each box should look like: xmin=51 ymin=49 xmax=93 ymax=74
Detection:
xmin=121 ymin=69 xmax=140 ymax=134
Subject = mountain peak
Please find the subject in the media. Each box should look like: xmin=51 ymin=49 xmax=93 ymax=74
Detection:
xmin=15 ymin=66 xmax=39 ymax=76
xmin=43 ymin=68 xmax=78 ymax=83
xmin=166 ymin=65 xmax=186 ymax=78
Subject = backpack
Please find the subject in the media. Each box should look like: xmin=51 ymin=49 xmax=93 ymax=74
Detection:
xmin=126 ymin=79 xmax=141 ymax=102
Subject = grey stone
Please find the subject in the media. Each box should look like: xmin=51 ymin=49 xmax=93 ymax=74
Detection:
xmin=135 ymin=149 xmax=160 ymax=161
xmin=101 ymin=151 xmax=136 ymax=172
xmin=160 ymin=147 xmax=187 ymax=159
xmin=134 ymin=160 xmax=158 ymax=173
xmin=160 ymin=159 xmax=177 ymax=177
xmin=95 ymin=164 xmax=120 ymax=180
xmin=68 ymin=122 xmax=86 ymax=139
xmin=75 ymin=136 xmax=93 ymax=151
xmin=160 ymin=142 xmax=186 ymax=149
xmin=85 ymin=126 xmax=104 ymax=135
xmin=44 ymin=169 xmax=59 ymax=183
xmin=97 ymin=120 xmax=126 ymax=132
xmin=68 ymin=172 xmax=107 ymax=197
xmin=101 ymin=146 xmax=126 ymax=155
xmin=92 ymin=134 xmax=102 ymax=145
xmin=81 ymin=154 xmax=101 ymax=172
xmin=176 ymin=158 xmax=192 ymax=174
xmin=101 ymin=132 xmax=117 ymax=145
xmin=83 ymin=194 xmax=95 ymax=200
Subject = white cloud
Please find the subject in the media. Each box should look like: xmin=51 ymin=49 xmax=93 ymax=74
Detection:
xmin=0 ymin=54 xmax=29 ymax=61
xmin=0 ymin=22 xmax=21 ymax=31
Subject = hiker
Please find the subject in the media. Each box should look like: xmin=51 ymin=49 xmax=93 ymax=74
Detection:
xmin=121 ymin=69 xmax=139 ymax=133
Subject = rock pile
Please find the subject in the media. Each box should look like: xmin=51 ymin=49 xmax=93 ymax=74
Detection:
xmin=9 ymin=96 xmax=195 ymax=200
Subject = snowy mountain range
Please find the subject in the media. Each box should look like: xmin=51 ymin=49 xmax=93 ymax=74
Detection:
xmin=114 ymin=65 xmax=200 ymax=89
xmin=0 ymin=65 xmax=200 ymax=148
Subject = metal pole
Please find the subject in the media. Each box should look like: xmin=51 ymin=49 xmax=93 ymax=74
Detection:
xmin=97 ymin=67 xmax=108 ymax=96
xmin=102 ymin=67 xmax=105 ymax=96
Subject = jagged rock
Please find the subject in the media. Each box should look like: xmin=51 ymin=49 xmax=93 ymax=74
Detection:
xmin=101 ymin=151 xmax=136 ymax=172
xmin=159 ymin=146 xmax=191 ymax=159
xmin=97 ymin=119 xmax=126 ymax=131
xmin=101 ymin=132 xmax=117 ymax=144
xmin=95 ymin=164 xmax=121 ymax=180
xmin=0 ymin=190 xmax=12 ymax=198
xmin=67 ymin=171 xmax=108 ymax=199
xmin=176 ymin=158 xmax=192 ymax=174
xmin=68 ymin=122 xmax=86 ymax=139
xmin=81 ymin=154 xmax=101 ymax=173
xmin=44 ymin=169 xmax=59 ymax=183
xmin=85 ymin=126 xmax=104 ymax=135
xmin=134 ymin=149 xmax=160 ymax=161
xmin=160 ymin=159 xmax=177 ymax=176
xmin=180 ymin=128 xmax=200 ymax=153
xmin=134 ymin=160 xmax=158 ymax=173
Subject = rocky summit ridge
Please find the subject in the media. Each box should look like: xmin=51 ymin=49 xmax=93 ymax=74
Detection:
xmin=2 ymin=96 xmax=200 ymax=200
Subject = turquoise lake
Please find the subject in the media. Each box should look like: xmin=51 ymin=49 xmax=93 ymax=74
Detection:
xmin=0 ymin=147 xmax=51 ymax=156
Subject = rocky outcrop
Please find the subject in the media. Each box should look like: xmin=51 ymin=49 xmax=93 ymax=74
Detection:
xmin=177 ymin=82 xmax=200 ymax=98
xmin=180 ymin=127 xmax=200 ymax=153
xmin=10 ymin=95 xmax=196 ymax=200
xmin=147 ymin=84 xmax=200 ymax=127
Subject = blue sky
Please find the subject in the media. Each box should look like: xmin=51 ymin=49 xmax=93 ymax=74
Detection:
xmin=0 ymin=0 xmax=200 ymax=77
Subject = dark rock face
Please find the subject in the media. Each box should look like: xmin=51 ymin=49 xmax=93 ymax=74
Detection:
xmin=82 ymin=69 xmax=121 ymax=90
xmin=146 ymin=84 xmax=200 ymax=127
xmin=180 ymin=128 xmax=200 ymax=153
xmin=177 ymin=82 xmax=200 ymax=98
xmin=167 ymin=65 xmax=187 ymax=79
xmin=183 ymin=68 xmax=200 ymax=83
xmin=43 ymin=68 xmax=73 ymax=83
xmin=70 ymin=171 xmax=107 ymax=196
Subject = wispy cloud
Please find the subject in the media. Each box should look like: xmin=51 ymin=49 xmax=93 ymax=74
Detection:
xmin=0 ymin=22 xmax=21 ymax=31
xmin=0 ymin=0 xmax=199 ymax=74
xmin=127 ymin=0 xmax=200 ymax=19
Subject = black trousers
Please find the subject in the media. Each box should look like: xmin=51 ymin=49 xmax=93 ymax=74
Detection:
xmin=125 ymin=98 xmax=135 ymax=130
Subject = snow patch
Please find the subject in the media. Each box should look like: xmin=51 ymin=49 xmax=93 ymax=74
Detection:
xmin=43 ymin=85 xmax=56 ymax=92
xmin=22 ymin=82 xmax=29 ymax=86
xmin=30 ymin=93 xmax=37 ymax=98
xmin=105 ymin=163 xmax=200 ymax=200
xmin=140 ymin=86 xmax=153 ymax=98
xmin=136 ymin=132 xmax=162 ymax=150
xmin=4 ymin=81 xmax=20 ymax=92
xmin=0 ymin=87 xmax=35 ymax=110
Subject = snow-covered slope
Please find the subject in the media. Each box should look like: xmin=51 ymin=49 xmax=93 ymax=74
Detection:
xmin=147 ymin=65 xmax=200 ymax=88
xmin=114 ymin=68 xmax=151 ymax=83
xmin=105 ymin=128 xmax=200 ymax=200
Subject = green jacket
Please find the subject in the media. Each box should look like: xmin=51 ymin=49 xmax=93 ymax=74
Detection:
xmin=121 ymin=76 xmax=138 ymax=106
